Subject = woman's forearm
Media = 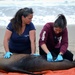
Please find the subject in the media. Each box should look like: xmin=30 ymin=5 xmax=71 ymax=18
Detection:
xmin=3 ymin=39 xmax=9 ymax=52
xmin=41 ymin=44 xmax=50 ymax=54
xmin=31 ymin=41 xmax=36 ymax=54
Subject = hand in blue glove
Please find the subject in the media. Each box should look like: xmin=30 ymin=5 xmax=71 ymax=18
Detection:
xmin=47 ymin=52 xmax=53 ymax=62
xmin=54 ymin=54 xmax=63 ymax=61
xmin=4 ymin=52 xmax=13 ymax=58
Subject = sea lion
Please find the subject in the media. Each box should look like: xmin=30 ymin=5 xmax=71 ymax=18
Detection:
xmin=0 ymin=54 xmax=75 ymax=74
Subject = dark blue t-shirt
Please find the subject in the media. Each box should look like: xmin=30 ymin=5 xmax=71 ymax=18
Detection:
xmin=7 ymin=22 xmax=36 ymax=53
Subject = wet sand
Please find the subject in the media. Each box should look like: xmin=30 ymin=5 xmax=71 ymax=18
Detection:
xmin=0 ymin=25 xmax=75 ymax=57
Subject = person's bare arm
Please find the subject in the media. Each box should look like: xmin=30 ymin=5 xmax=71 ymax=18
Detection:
xmin=3 ymin=29 xmax=12 ymax=52
xmin=29 ymin=30 xmax=36 ymax=54
xmin=41 ymin=44 xmax=50 ymax=54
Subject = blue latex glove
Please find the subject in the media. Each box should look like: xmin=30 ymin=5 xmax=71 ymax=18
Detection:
xmin=55 ymin=54 xmax=63 ymax=61
xmin=4 ymin=52 xmax=13 ymax=58
xmin=47 ymin=52 xmax=53 ymax=62
xmin=33 ymin=53 xmax=40 ymax=56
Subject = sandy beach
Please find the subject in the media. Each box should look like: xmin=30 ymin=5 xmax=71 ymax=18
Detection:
xmin=0 ymin=25 xmax=75 ymax=57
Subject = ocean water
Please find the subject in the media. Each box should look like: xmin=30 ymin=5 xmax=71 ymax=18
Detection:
xmin=0 ymin=0 xmax=75 ymax=27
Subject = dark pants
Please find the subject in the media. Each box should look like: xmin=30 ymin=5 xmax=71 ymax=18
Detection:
xmin=39 ymin=47 xmax=73 ymax=61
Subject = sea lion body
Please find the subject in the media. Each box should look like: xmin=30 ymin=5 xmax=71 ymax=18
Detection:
xmin=0 ymin=54 xmax=75 ymax=74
